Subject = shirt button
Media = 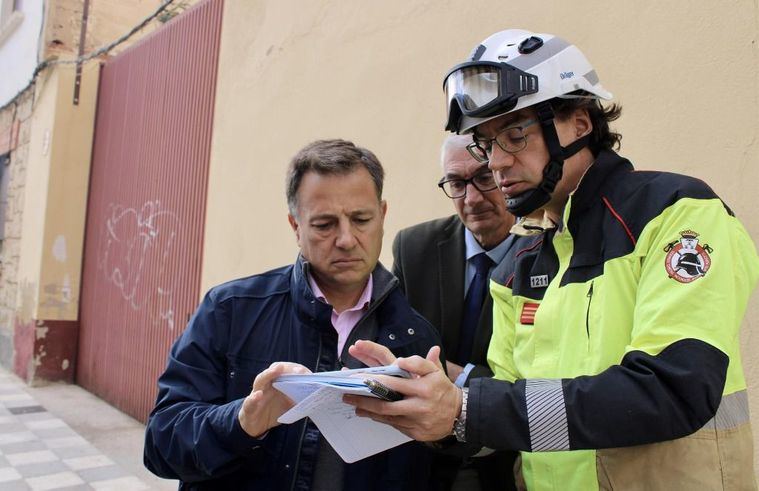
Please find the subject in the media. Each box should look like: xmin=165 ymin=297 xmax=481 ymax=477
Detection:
xmin=388 ymin=333 xmax=396 ymax=340
xmin=407 ymin=328 xmax=415 ymax=335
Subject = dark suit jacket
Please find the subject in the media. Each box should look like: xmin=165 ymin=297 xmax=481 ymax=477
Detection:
xmin=392 ymin=215 xmax=493 ymax=379
xmin=392 ymin=215 xmax=517 ymax=491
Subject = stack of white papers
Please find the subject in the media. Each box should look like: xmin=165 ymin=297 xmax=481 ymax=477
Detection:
xmin=273 ymin=365 xmax=412 ymax=463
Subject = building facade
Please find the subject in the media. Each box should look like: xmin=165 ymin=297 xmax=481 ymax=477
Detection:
xmin=1 ymin=0 xmax=759 ymax=476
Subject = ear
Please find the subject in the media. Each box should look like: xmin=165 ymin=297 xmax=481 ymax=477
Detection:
xmin=379 ymin=200 xmax=388 ymax=239
xmin=573 ymin=107 xmax=592 ymax=138
xmin=287 ymin=214 xmax=301 ymax=244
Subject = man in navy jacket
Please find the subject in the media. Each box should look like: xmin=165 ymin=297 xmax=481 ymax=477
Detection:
xmin=144 ymin=139 xmax=442 ymax=490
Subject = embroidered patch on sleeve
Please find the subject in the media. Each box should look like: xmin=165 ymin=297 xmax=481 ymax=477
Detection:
xmin=663 ymin=229 xmax=713 ymax=283
xmin=520 ymin=302 xmax=540 ymax=325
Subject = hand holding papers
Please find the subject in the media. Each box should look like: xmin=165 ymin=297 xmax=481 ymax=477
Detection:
xmin=273 ymin=365 xmax=411 ymax=463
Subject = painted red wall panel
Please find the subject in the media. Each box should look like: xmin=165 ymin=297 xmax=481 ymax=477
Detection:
xmin=78 ymin=0 xmax=223 ymax=422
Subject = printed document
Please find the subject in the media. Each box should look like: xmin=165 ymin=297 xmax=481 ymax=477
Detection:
xmin=273 ymin=365 xmax=411 ymax=463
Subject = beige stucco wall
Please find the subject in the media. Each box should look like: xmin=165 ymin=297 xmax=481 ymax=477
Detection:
xmin=17 ymin=62 xmax=99 ymax=323
xmin=205 ymin=0 xmax=759 ymax=473
xmin=17 ymin=69 xmax=55 ymax=324
xmin=42 ymin=0 xmax=165 ymax=59
xmin=38 ymin=63 xmax=99 ymax=321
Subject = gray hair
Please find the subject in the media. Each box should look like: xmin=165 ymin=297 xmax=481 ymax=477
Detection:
xmin=439 ymin=134 xmax=475 ymax=169
xmin=286 ymin=139 xmax=384 ymax=216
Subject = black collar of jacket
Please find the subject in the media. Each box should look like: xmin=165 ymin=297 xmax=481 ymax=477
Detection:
xmin=569 ymin=149 xmax=634 ymax=214
xmin=558 ymin=150 xmax=637 ymax=286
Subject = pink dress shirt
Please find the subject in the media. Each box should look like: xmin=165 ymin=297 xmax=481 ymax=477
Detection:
xmin=308 ymin=274 xmax=373 ymax=357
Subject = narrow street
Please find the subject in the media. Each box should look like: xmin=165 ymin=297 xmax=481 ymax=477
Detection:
xmin=0 ymin=367 xmax=175 ymax=490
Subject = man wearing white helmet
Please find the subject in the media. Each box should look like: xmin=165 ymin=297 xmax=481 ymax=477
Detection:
xmin=346 ymin=29 xmax=759 ymax=490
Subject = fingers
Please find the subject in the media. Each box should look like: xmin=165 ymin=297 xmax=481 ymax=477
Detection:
xmin=426 ymin=346 xmax=444 ymax=370
xmin=353 ymin=410 xmax=417 ymax=432
xmin=348 ymin=340 xmax=397 ymax=367
xmin=252 ymin=362 xmax=311 ymax=391
xmin=396 ymin=352 xmax=443 ymax=378
xmin=240 ymin=389 xmax=263 ymax=412
xmin=348 ymin=397 xmax=451 ymax=442
xmin=275 ymin=362 xmax=311 ymax=375
xmin=343 ymin=393 xmax=418 ymax=417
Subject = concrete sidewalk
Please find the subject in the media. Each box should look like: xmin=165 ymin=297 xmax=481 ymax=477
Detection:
xmin=0 ymin=367 xmax=177 ymax=490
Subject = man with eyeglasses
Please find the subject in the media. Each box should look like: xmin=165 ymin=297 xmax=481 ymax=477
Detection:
xmin=346 ymin=29 xmax=759 ymax=490
xmin=392 ymin=134 xmax=518 ymax=490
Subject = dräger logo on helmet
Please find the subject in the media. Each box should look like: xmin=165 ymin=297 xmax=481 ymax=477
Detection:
xmin=559 ymin=71 xmax=575 ymax=80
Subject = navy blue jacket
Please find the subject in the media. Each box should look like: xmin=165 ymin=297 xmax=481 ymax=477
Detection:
xmin=144 ymin=257 xmax=441 ymax=490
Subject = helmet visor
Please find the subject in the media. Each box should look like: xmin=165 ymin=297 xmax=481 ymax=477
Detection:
xmin=445 ymin=64 xmax=502 ymax=112
xmin=443 ymin=61 xmax=539 ymax=131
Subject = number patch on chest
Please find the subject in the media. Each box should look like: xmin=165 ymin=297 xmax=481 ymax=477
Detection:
xmin=530 ymin=275 xmax=549 ymax=288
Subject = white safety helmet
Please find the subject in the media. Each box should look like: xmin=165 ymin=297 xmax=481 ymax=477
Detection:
xmin=444 ymin=29 xmax=613 ymax=134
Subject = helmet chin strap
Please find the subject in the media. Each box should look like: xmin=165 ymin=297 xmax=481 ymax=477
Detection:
xmin=505 ymin=102 xmax=589 ymax=217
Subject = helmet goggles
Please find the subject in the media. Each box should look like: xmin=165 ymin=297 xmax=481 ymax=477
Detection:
xmin=444 ymin=61 xmax=538 ymax=132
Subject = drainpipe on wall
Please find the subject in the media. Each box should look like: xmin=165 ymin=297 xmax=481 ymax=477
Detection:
xmin=73 ymin=0 xmax=90 ymax=105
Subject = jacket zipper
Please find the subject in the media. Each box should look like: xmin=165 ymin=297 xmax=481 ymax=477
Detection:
xmin=585 ymin=282 xmax=594 ymax=339
xmin=289 ymin=333 xmax=323 ymax=491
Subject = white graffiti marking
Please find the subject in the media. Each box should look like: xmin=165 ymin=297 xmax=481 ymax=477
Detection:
xmin=97 ymin=201 xmax=180 ymax=330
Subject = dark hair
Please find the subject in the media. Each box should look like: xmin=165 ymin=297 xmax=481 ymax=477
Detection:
xmin=286 ymin=139 xmax=384 ymax=216
xmin=549 ymin=95 xmax=623 ymax=154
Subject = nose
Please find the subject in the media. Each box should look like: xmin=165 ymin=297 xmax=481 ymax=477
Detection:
xmin=463 ymin=182 xmax=485 ymax=207
xmin=487 ymin=145 xmax=516 ymax=173
xmin=335 ymin=219 xmax=358 ymax=250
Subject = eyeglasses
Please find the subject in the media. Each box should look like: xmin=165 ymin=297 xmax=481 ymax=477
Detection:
xmin=438 ymin=170 xmax=498 ymax=199
xmin=466 ymin=118 xmax=538 ymax=163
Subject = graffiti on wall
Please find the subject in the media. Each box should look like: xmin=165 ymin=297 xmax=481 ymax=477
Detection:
xmin=97 ymin=201 xmax=180 ymax=330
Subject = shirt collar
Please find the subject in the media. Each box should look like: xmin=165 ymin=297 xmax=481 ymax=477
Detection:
xmin=464 ymin=228 xmax=514 ymax=265
xmin=308 ymin=272 xmax=373 ymax=313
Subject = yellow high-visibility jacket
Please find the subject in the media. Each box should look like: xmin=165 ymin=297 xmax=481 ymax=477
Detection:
xmin=465 ymin=150 xmax=759 ymax=490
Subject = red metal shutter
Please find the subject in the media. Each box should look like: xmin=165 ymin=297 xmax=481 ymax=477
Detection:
xmin=78 ymin=0 xmax=223 ymax=422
